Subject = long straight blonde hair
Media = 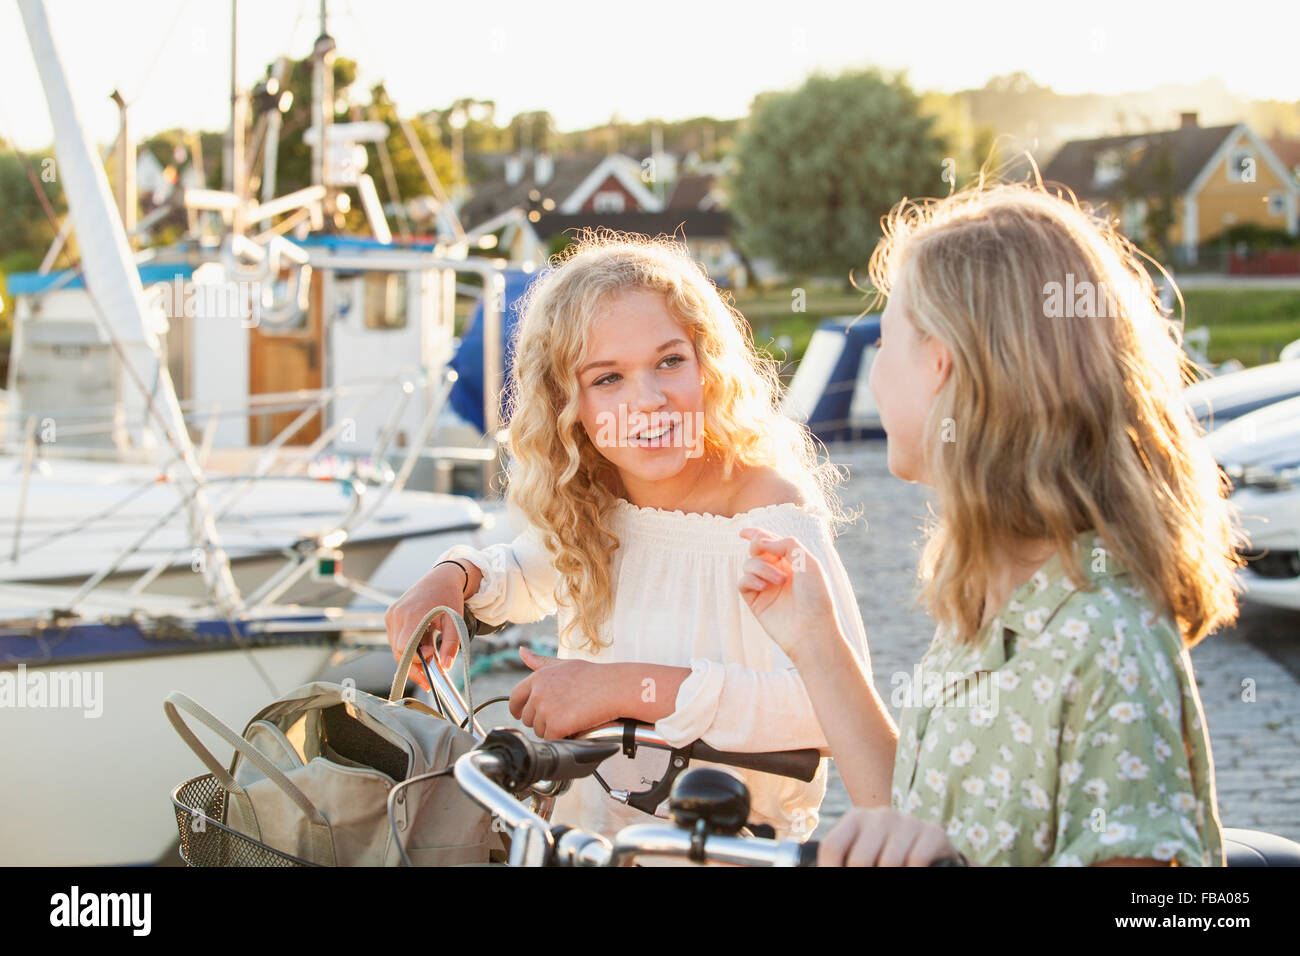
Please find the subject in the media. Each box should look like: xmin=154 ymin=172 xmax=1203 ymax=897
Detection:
xmin=868 ymin=182 xmax=1245 ymax=648
xmin=506 ymin=230 xmax=848 ymax=651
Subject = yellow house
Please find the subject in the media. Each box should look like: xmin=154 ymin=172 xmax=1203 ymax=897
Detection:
xmin=1043 ymin=113 xmax=1299 ymax=265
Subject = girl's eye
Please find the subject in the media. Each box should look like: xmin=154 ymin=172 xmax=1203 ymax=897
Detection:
xmin=592 ymin=355 xmax=685 ymax=387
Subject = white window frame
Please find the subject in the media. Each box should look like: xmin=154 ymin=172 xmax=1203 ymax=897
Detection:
xmin=593 ymin=190 xmax=626 ymax=214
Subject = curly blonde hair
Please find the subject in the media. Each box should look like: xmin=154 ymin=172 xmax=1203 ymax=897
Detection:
xmin=504 ymin=230 xmax=849 ymax=651
xmin=867 ymin=180 xmax=1245 ymax=648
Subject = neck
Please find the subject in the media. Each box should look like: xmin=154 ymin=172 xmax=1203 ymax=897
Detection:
xmin=618 ymin=454 xmax=720 ymax=514
xmin=980 ymin=536 xmax=1058 ymax=629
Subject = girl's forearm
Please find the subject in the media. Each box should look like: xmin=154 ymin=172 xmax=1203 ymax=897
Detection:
xmin=793 ymin=631 xmax=898 ymax=807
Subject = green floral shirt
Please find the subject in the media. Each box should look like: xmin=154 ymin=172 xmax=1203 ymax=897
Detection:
xmin=890 ymin=530 xmax=1225 ymax=866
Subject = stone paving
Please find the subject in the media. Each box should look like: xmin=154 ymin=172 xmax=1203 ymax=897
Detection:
xmin=473 ymin=441 xmax=1300 ymax=843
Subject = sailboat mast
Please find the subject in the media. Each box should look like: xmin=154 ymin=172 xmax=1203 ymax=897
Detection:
xmin=17 ymin=0 xmax=244 ymax=614
xmin=226 ymin=0 xmax=247 ymax=234
xmin=311 ymin=0 xmax=336 ymax=221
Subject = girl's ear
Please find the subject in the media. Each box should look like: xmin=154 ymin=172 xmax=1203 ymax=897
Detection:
xmin=933 ymin=339 xmax=953 ymax=388
xmin=921 ymin=331 xmax=953 ymax=391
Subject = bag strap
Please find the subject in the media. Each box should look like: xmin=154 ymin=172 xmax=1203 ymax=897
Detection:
xmin=390 ymin=605 xmax=470 ymax=702
xmin=164 ymin=691 xmax=336 ymax=866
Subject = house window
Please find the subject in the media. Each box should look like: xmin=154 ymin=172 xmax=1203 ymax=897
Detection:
xmin=1229 ymin=148 xmax=1256 ymax=183
xmin=593 ymin=191 xmax=626 ymax=214
xmin=1268 ymin=191 xmax=1286 ymax=217
xmin=364 ymin=272 xmax=408 ymax=329
xmin=1093 ymin=150 xmax=1124 ymax=187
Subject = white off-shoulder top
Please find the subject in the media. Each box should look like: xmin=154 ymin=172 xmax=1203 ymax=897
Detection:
xmin=436 ymin=498 xmax=873 ymax=842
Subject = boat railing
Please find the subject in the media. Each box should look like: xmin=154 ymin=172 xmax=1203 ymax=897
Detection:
xmin=2 ymin=367 xmax=495 ymax=616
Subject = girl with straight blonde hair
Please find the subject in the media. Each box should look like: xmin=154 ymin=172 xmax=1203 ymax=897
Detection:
xmin=386 ymin=231 xmax=888 ymax=842
xmin=739 ymin=181 xmax=1244 ymax=866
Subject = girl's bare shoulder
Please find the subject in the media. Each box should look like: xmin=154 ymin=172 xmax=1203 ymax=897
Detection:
xmin=728 ymin=466 xmax=808 ymax=513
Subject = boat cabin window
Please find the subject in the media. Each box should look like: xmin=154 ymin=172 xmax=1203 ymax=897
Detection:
xmin=364 ymin=272 xmax=408 ymax=330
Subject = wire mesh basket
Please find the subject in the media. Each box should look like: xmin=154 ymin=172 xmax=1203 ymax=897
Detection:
xmin=170 ymin=773 xmax=318 ymax=867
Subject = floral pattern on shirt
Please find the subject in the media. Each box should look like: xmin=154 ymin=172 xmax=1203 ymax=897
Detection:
xmin=890 ymin=530 xmax=1225 ymax=866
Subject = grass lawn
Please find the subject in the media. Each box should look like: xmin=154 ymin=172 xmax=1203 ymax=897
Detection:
xmin=1180 ymin=289 xmax=1300 ymax=366
xmin=731 ymin=284 xmax=878 ymax=377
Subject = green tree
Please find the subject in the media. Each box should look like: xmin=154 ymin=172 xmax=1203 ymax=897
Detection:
xmin=1121 ymin=144 xmax=1179 ymax=262
xmin=728 ymin=69 xmax=948 ymax=282
xmin=0 ymin=140 xmax=63 ymax=262
xmin=255 ymin=55 xmax=359 ymax=197
xmin=367 ymin=84 xmax=459 ymax=205
xmin=507 ymin=111 xmax=558 ymax=154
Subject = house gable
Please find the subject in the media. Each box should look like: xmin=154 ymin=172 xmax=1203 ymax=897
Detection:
xmin=559 ymin=155 xmax=663 ymax=215
xmin=1184 ymin=124 xmax=1299 ymax=243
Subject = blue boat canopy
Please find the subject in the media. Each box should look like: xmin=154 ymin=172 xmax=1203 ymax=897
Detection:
xmin=6 ymin=261 xmax=197 ymax=296
xmin=449 ymin=268 xmax=546 ymax=434
xmin=781 ymin=315 xmax=884 ymax=442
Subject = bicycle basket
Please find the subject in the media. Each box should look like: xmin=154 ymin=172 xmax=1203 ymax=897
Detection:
xmin=170 ymin=772 xmax=317 ymax=867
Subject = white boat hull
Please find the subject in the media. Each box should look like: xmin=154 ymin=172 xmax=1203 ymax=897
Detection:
xmin=0 ymin=643 xmax=334 ymax=866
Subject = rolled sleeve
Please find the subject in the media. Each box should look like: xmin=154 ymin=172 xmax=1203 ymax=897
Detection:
xmin=659 ymin=660 xmax=835 ymax=752
xmin=436 ymin=525 xmax=559 ymax=627
xmin=654 ymin=658 xmax=726 ymax=747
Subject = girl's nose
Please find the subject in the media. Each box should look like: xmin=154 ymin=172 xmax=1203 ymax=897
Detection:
xmin=632 ymin=373 xmax=667 ymax=411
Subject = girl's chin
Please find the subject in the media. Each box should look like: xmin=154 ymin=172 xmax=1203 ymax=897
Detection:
xmin=885 ymin=444 xmax=917 ymax=483
xmin=612 ymin=453 xmax=691 ymax=482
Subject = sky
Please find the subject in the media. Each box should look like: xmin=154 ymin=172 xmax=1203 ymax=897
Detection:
xmin=1 ymin=0 xmax=1296 ymax=151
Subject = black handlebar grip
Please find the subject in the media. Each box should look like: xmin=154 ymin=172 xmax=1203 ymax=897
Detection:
xmin=691 ymin=742 xmax=821 ymax=782
xmin=528 ymin=738 xmax=620 ymax=785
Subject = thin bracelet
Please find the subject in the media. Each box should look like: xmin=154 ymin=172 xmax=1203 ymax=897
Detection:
xmin=434 ymin=559 xmax=471 ymax=598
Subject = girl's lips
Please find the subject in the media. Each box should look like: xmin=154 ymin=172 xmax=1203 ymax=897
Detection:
xmin=631 ymin=421 xmax=677 ymax=447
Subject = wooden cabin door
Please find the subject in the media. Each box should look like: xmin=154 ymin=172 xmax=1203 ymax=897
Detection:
xmin=248 ymin=269 xmax=324 ymax=445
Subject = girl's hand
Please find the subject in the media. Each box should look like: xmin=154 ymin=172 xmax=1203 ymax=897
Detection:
xmin=737 ymin=527 xmax=839 ymax=664
xmin=384 ymin=565 xmax=467 ymax=692
xmin=819 ymin=807 xmax=963 ymax=867
xmin=508 ymin=648 xmax=617 ymax=740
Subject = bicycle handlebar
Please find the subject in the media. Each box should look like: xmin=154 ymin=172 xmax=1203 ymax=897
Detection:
xmin=454 ymin=732 xmax=966 ymax=867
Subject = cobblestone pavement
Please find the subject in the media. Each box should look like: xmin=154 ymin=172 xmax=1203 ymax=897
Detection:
xmin=473 ymin=441 xmax=1300 ymax=844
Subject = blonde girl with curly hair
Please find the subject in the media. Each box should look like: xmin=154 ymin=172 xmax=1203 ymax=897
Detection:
xmin=385 ymin=232 xmax=891 ymax=841
xmin=739 ymin=181 xmax=1244 ymax=867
